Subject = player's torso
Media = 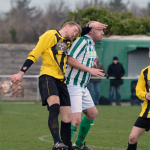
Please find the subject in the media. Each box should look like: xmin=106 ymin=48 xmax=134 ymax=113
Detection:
xmin=40 ymin=32 xmax=70 ymax=79
xmin=66 ymin=36 xmax=96 ymax=87
xmin=140 ymin=66 xmax=150 ymax=118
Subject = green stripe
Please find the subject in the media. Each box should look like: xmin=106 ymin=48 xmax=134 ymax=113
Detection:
xmin=69 ymin=38 xmax=85 ymax=57
xmin=80 ymin=72 xmax=87 ymax=87
xmin=86 ymin=74 xmax=91 ymax=87
xmin=73 ymin=70 xmax=81 ymax=86
xmin=66 ymin=67 xmax=73 ymax=85
xmin=80 ymin=49 xmax=90 ymax=87
xmin=76 ymin=44 xmax=87 ymax=58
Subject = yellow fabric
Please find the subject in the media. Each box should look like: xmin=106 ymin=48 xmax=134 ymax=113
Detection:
xmin=27 ymin=30 xmax=71 ymax=79
xmin=136 ymin=66 xmax=150 ymax=118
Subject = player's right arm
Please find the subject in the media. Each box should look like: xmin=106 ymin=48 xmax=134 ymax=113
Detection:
xmin=67 ymin=56 xmax=105 ymax=77
xmin=11 ymin=31 xmax=55 ymax=83
xmin=67 ymin=37 xmax=105 ymax=77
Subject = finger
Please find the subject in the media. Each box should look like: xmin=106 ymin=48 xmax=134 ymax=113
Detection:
xmin=10 ymin=76 xmax=14 ymax=80
xmin=11 ymin=78 xmax=15 ymax=82
xmin=95 ymin=75 xmax=101 ymax=78
xmin=99 ymin=72 xmax=105 ymax=75
xmin=99 ymin=74 xmax=105 ymax=76
xmin=100 ymin=25 xmax=108 ymax=28
xmin=99 ymin=24 xmax=108 ymax=27
xmin=13 ymin=78 xmax=18 ymax=83
xmin=100 ymin=23 xmax=108 ymax=26
xmin=16 ymin=80 xmax=20 ymax=84
xmin=96 ymin=26 xmax=107 ymax=29
xmin=98 ymin=69 xmax=103 ymax=72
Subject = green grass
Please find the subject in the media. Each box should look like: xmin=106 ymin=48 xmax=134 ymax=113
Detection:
xmin=0 ymin=103 xmax=150 ymax=150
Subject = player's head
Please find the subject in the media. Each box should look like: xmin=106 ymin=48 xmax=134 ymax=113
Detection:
xmin=60 ymin=21 xmax=82 ymax=40
xmin=87 ymin=21 xmax=104 ymax=43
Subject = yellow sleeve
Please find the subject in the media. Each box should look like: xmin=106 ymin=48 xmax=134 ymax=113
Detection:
xmin=27 ymin=30 xmax=56 ymax=63
xmin=136 ymin=70 xmax=148 ymax=101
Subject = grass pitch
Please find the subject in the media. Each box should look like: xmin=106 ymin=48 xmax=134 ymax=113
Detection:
xmin=0 ymin=103 xmax=150 ymax=150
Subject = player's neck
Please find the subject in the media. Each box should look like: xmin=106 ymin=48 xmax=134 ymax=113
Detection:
xmin=59 ymin=29 xmax=66 ymax=39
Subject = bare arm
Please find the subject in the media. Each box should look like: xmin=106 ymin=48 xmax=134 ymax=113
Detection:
xmin=67 ymin=56 xmax=105 ymax=77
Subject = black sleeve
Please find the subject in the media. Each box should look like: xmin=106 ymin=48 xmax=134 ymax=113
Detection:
xmin=81 ymin=25 xmax=92 ymax=36
xmin=20 ymin=59 xmax=33 ymax=73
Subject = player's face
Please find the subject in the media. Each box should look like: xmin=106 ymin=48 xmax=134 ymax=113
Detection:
xmin=92 ymin=28 xmax=104 ymax=42
xmin=65 ymin=25 xmax=79 ymax=40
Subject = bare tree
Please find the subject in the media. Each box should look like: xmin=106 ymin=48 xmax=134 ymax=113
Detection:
xmin=129 ymin=1 xmax=150 ymax=17
xmin=109 ymin=0 xmax=129 ymax=12
xmin=76 ymin=0 xmax=108 ymax=9
xmin=0 ymin=0 xmax=43 ymax=43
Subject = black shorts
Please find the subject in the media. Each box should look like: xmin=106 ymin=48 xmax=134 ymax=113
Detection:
xmin=134 ymin=117 xmax=150 ymax=131
xmin=39 ymin=75 xmax=71 ymax=108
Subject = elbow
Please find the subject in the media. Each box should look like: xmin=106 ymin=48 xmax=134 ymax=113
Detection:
xmin=67 ymin=58 xmax=71 ymax=65
xmin=67 ymin=56 xmax=74 ymax=66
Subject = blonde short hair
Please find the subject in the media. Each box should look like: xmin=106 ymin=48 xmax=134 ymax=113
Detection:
xmin=61 ymin=21 xmax=82 ymax=34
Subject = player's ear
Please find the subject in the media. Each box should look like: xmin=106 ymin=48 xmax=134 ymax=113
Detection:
xmin=89 ymin=28 xmax=94 ymax=34
xmin=65 ymin=24 xmax=70 ymax=29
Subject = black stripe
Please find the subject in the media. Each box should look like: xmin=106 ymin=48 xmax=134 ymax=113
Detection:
xmin=143 ymin=68 xmax=150 ymax=117
xmin=60 ymin=52 xmax=65 ymax=73
xmin=51 ymin=33 xmax=67 ymax=81
xmin=29 ymin=55 xmax=36 ymax=59
xmin=55 ymin=33 xmax=61 ymax=42
xmin=143 ymin=68 xmax=148 ymax=92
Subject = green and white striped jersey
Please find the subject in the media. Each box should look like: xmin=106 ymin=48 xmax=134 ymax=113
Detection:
xmin=66 ymin=35 xmax=97 ymax=88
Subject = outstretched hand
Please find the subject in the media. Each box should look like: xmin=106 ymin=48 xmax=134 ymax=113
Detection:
xmin=89 ymin=68 xmax=105 ymax=77
xmin=89 ymin=21 xmax=108 ymax=30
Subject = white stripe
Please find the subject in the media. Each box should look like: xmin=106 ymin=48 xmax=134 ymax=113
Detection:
xmin=66 ymin=36 xmax=96 ymax=87
xmin=68 ymin=37 xmax=80 ymax=55
xmin=69 ymin=38 xmax=86 ymax=58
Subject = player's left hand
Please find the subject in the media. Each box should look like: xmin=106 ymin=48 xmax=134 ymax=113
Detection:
xmin=89 ymin=68 xmax=105 ymax=77
xmin=89 ymin=21 xmax=108 ymax=29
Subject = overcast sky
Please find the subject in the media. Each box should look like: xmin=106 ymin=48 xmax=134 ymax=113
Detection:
xmin=0 ymin=0 xmax=150 ymax=13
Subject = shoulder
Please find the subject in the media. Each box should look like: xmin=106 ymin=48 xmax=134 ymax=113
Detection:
xmin=72 ymin=36 xmax=87 ymax=45
xmin=109 ymin=63 xmax=113 ymax=67
xmin=118 ymin=62 xmax=122 ymax=65
xmin=141 ymin=66 xmax=150 ymax=73
xmin=40 ymin=30 xmax=57 ymax=39
xmin=118 ymin=63 xmax=124 ymax=67
xmin=43 ymin=30 xmax=57 ymax=35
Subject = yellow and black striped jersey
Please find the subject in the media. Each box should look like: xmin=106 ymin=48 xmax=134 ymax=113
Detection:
xmin=136 ymin=66 xmax=150 ymax=118
xmin=27 ymin=30 xmax=76 ymax=79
